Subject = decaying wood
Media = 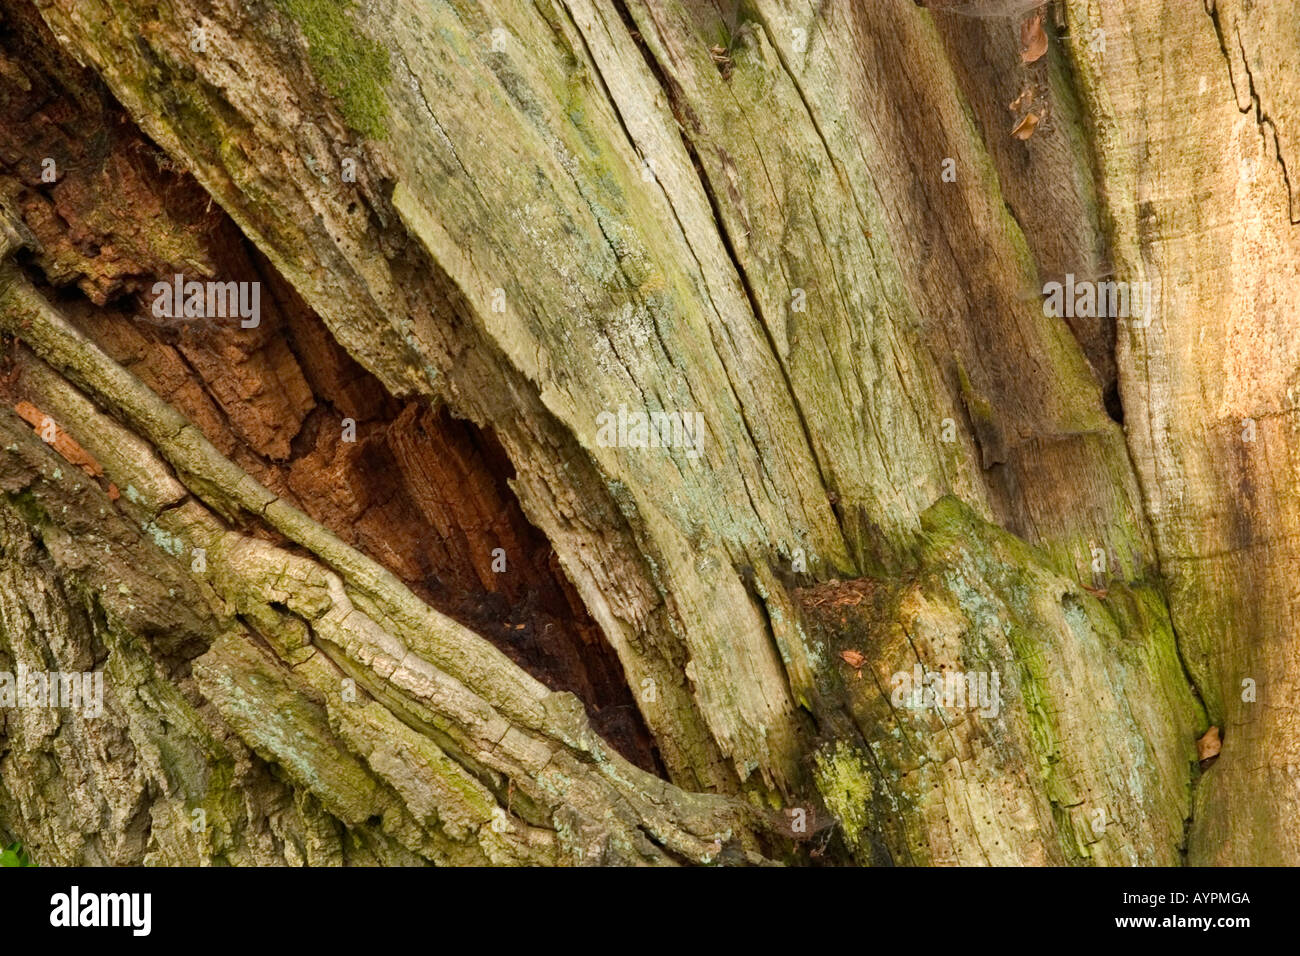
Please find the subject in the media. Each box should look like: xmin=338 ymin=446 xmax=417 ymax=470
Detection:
xmin=0 ymin=0 xmax=1294 ymax=865
xmin=0 ymin=251 xmax=770 ymax=865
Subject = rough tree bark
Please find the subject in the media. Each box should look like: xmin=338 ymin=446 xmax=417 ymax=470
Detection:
xmin=0 ymin=0 xmax=1293 ymax=865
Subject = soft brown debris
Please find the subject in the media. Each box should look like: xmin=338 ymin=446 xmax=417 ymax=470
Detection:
xmin=14 ymin=400 xmax=105 ymax=479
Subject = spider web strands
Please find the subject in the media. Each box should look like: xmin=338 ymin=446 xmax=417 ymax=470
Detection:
xmin=919 ymin=0 xmax=1047 ymax=19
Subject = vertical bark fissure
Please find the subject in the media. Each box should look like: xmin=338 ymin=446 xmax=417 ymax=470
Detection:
xmin=1047 ymin=4 xmax=1209 ymax=862
xmin=570 ymin=0 xmax=841 ymax=554
xmin=1205 ymin=0 xmax=1300 ymax=225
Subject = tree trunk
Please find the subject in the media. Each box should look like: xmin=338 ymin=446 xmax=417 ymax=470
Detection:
xmin=0 ymin=0 xmax=1291 ymax=865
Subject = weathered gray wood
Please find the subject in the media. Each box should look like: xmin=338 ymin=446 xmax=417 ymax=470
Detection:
xmin=0 ymin=0 xmax=1291 ymax=865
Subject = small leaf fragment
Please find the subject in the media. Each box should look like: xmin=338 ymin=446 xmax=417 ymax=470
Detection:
xmin=1198 ymin=726 xmax=1222 ymax=761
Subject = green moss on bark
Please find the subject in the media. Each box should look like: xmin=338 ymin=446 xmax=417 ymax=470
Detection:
xmin=273 ymin=0 xmax=391 ymax=139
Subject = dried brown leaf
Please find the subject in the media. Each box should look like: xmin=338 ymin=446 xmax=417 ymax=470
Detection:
xmin=1020 ymin=12 xmax=1048 ymax=63
xmin=1011 ymin=111 xmax=1040 ymax=140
